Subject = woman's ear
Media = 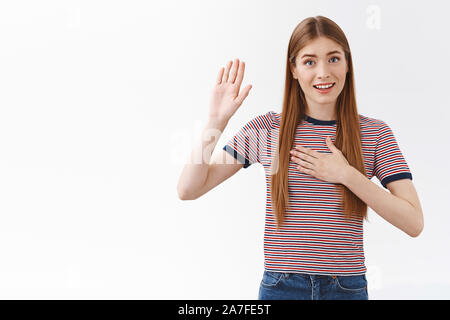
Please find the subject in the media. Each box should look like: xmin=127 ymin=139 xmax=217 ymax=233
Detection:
xmin=290 ymin=63 xmax=297 ymax=79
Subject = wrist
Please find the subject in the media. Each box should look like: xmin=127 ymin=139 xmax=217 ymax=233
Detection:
xmin=340 ymin=164 xmax=356 ymax=186
xmin=207 ymin=117 xmax=228 ymax=130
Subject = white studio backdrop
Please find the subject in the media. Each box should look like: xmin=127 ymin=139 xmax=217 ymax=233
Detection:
xmin=0 ymin=0 xmax=448 ymax=299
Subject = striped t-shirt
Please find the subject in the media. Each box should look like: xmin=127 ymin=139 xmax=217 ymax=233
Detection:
xmin=223 ymin=111 xmax=412 ymax=275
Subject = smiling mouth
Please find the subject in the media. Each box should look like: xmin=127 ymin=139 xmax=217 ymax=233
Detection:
xmin=313 ymin=83 xmax=335 ymax=89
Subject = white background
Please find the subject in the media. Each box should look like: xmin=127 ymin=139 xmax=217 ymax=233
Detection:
xmin=0 ymin=0 xmax=449 ymax=299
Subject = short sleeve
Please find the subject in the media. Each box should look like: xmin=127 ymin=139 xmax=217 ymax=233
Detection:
xmin=373 ymin=121 xmax=413 ymax=188
xmin=222 ymin=111 xmax=274 ymax=169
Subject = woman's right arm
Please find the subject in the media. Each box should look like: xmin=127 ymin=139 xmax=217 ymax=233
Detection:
xmin=176 ymin=118 xmax=244 ymax=200
xmin=177 ymin=58 xmax=252 ymax=200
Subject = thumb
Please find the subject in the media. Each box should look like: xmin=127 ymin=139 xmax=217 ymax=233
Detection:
xmin=235 ymin=84 xmax=252 ymax=106
xmin=326 ymin=136 xmax=338 ymax=152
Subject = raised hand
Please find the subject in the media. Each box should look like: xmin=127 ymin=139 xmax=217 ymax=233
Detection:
xmin=208 ymin=58 xmax=252 ymax=124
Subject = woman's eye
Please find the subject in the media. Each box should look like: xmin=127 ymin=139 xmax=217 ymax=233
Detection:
xmin=304 ymin=57 xmax=340 ymax=66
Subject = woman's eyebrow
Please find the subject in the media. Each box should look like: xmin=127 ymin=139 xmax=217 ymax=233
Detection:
xmin=300 ymin=50 xmax=343 ymax=59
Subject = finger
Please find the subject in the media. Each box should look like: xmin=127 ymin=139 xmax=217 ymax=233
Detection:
xmin=228 ymin=58 xmax=239 ymax=83
xmin=297 ymin=151 xmax=316 ymax=164
xmin=234 ymin=60 xmax=245 ymax=87
xmin=290 ymin=149 xmax=316 ymax=164
xmin=298 ymin=159 xmax=314 ymax=169
xmin=326 ymin=136 xmax=339 ymax=152
xmin=216 ymin=67 xmax=224 ymax=84
xmin=291 ymin=154 xmax=314 ymax=168
xmin=295 ymin=145 xmax=321 ymax=159
xmin=298 ymin=166 xmax=315 ymax=176
xmin=234 ymin=84 xmax=252 ymax=106
xmin=222 ymin=60 xmax=232 ymax=83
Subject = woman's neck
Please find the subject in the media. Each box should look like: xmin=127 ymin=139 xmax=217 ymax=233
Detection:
xmin=305 ymin=104 xmax=336 ymax=121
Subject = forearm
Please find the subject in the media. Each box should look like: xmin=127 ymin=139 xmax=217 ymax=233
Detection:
xmin=341 ymin=166 xmax=421 ymax=237
xmin=177 ymin=118 xmax=227 ymax=199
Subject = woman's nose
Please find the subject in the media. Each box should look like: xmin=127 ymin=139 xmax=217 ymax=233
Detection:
xmin=316 ymin=61 xmax=331 ymax=79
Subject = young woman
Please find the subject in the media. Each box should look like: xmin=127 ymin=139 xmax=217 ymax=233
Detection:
xmin=177 ymin=16 xmax=424 ymax=300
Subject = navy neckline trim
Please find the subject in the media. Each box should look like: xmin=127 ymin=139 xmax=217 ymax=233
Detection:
xmin=304 ymin=115 xmax=336 ymax=125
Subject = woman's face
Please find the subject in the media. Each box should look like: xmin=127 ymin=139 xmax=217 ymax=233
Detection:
xmin=290 ymin=36 xmax=348 ymax=111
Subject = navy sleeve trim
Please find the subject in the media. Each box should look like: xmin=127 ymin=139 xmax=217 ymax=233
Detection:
xmin=223 ymin=145 xmax=251 ymax=168
xmin=381 ymin=172 xmax=413 ymax=188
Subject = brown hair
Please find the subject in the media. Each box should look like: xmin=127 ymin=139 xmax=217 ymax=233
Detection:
xmin=270 ymin=16 xmax=368 ymax=231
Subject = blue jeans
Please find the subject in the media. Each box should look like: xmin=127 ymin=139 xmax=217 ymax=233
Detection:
xmin=258 ymin=270 xmax=368 ymax=300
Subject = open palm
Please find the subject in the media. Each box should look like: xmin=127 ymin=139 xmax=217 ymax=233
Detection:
xmin=209 ymin=58 xmax=252 ymax=123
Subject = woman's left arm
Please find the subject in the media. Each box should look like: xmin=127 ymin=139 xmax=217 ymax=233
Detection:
xmin=341 ymin=166 xmax=424 ymax=237
xmin=290 ymin=137 xmax=424 ymax=238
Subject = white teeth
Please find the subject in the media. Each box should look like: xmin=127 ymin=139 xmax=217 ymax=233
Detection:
xmin=314 ymin=83 xmax=334 ymax=89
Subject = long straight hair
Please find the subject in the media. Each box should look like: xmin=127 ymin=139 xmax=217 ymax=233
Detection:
xmin=270 ymin=16 xmax=368 ymax=231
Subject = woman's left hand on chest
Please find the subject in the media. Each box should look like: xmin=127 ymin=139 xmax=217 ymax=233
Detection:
xmin=290 ymin=136 xmax=351 ymax=184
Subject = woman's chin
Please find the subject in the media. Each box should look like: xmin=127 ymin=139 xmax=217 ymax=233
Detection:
xmin=309 ymin=95 xmax=336 ymax=103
